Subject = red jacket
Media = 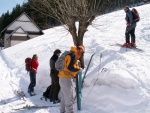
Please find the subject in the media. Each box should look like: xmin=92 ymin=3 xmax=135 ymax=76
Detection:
xmin=31 ymin=59 xmax=39 ymax=73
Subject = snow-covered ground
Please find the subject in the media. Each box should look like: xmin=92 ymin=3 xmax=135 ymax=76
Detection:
xmin=0 ymin=4 xmax=150 ymax=113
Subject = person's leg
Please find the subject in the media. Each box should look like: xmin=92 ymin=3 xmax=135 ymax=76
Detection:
xmin=125 ymin=31 xmax=130 ymax=44
xmin=59 ymin=78 xmax=65 ymax=113
xmin=49 ymin=75 xmax=54 ymax=101
xmin=29 ymin=72 xmax=36 ymax=95
xmin=53 ymin=76 xmax=60 ymax=101
xmin=28 ymin=74 xmax=32 ymax=93
xmin=59 ymin=78 xmax=74 ymax=113
xmin=123 ymin=27 xmax=130 ymax=47
xmin=130 ymin=28 xmax=136 ymax=44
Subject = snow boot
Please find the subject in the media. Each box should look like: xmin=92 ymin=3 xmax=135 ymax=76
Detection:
xmin=30 ymin=91 xmax=35 ymax=96
xmin=130 ymin=42 xmax=136 ymax=47
xmin=53 ymin=99 xmax=60 ymax=104
xmin=123 ymin=43 xmax=130 ymax=47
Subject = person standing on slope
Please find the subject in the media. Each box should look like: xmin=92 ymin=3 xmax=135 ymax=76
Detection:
xmin=49 ymin=49 xmax=61 ymax=104
xmin=123 ymin=6 xmax=136 ymax=47
xmin=58 ymin=45 xmax=85 ymax=113
xmin=28 ymin=54 xmax=39 ymax=96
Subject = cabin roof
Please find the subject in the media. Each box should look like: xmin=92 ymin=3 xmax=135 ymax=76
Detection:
xmin=5 ymin=26 xmax=31 ymax=40
xmin=1 ymin=12 xmax=43 ymax=35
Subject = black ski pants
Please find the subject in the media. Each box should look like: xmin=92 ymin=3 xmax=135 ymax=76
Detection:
xmin=125 ymin=28 xmax=136 ymax=43
xmin=49 ymin=74 xmax=60 ymax=100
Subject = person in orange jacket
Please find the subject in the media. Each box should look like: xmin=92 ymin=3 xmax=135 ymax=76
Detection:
xmin=28 ymin=54 xmax=39 ymax=96
xmin=59 ymin=45 xmax=85 ymax=113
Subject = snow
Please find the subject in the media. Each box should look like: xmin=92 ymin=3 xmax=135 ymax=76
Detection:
xmin=0 ymin=4 xmax=150 ymax=113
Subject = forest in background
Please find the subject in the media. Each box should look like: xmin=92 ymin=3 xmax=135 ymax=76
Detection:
xmin=0 ymin=0 xmax=146 ymax=37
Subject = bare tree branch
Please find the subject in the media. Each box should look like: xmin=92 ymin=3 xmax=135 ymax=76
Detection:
xmin=28 ymin=0 xmax=118 ymax=68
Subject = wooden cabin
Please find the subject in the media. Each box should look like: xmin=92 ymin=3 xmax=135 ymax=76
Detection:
xmin=1 ymin=12 xmax=43 ymax=48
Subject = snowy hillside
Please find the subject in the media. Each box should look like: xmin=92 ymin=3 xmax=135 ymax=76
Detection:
xmin=0 ymin=4 xmax=150 ymax=113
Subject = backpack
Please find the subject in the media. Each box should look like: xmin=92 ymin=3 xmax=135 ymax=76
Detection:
xmin=132 ymin=8 xmax=140 ymax=22
xmin=25 ymin=57 xmax=32 ymax=72
xmin=42 ymin=85 xmax=51 ymax=100
xmin=55 ymin=51 xmax=70 ymax=71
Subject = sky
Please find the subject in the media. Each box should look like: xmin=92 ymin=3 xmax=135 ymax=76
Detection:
xmin=0 ymin=3 xmax=150 ymax=113
xmin=0 ymin=0 xmax=25 ymax=16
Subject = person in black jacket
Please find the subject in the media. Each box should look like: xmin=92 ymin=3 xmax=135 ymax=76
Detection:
xmin=123 ymin=6 xmax=136 ymax=47
xmin=49 ymin=49 xmax=61 ymax=104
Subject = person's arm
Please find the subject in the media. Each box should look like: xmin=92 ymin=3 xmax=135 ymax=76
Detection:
xmin=50 ymin=59 xmax=58 ymax=74
xmin=66 ymin=54 xmax=80 ymax=72
xmin=31 ymin=60 xmax=39 ymax=73
xmin=126 ymin=11 xmax=133 ymax=25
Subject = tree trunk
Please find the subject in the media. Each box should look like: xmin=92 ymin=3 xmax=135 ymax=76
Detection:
xmin=68 ymin=17 xmax=78 ymax=45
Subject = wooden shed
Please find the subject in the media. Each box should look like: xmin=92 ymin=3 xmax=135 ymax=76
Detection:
xmin=1 ymin=12 xmax=43 ymax=48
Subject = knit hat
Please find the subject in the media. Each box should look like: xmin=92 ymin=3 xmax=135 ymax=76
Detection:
xmin=54 ymin=49 xmax=61 ymax=54
xmin=78 ymin=45 xmax=85 ymax=53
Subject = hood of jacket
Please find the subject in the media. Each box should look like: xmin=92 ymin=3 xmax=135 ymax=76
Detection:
xmin=70 ymin=46 xmax=78 ymax=54
xmin=70 ymin=46 xmax=82 ymax=60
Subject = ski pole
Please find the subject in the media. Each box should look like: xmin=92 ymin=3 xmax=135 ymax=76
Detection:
xmin=82 ymin=53 xmax=95 ymax=87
